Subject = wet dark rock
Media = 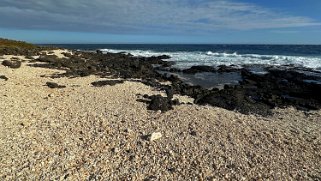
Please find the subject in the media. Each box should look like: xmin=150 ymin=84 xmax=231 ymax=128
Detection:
xmin=2 ymin=60 xmax=21 ymax=68
xmin=46 ymin=82 xmax=66 ymax=89
xmin=217 ymin=65 xmax=240 ymax=72
xmin=169 ymin=68 xmax=182 ymax=72
xmin=162 ymin=66 xmax=321 ymax=115
xmin=0 ymin=75 xmax=8 ymax=81
xmin=96 ymin=50 xmax=103 ymax=54
xmin=196 ymin=88 xmax=272 ymax=116
xmin=157 ymin=55 xmax=171 ymax=60
xmin=91 ymin=80 xmax=124 ymax=87
xmin=169 ymin=75 xmax=181 ymax=83
xmin=182 ymin=65 xmax=217 ymax=74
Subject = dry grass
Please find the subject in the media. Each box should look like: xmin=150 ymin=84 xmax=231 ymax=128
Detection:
xmin=0 ymin=38 xmax=36 ymax=49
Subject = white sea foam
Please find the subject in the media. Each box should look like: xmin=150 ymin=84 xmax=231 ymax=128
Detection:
xmin=100 ymin=49 xmax=321 ymax=70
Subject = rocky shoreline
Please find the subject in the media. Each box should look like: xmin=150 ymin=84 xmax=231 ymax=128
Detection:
xmin=4 ymin=47 xmax=318 ymax=116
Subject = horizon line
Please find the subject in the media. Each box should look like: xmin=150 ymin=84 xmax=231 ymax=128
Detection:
xmin=38 ymin=42 xmax=321 ymax=46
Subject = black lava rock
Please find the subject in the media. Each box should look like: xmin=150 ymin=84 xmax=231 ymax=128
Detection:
xmin=157 ymin=55 xmax=171 ymax=59
xmin=147 ymin=95 xmax=173 ymax=112
xmin=165 ymin=87 xmax=174 ymax=99
xmin=0 ymin=75 xmax=8 ymax=81
xmin=182 ymin=66 xmax=217 ymax=74
xmin=46 ymin=82 xmax=66 ymax=89
xmin=2 ymin=60 xmax=21 ymax=68
xmin=91 ymin=80 xmax=124 ymax=87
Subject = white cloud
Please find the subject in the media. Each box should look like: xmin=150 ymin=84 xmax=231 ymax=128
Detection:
xmin=0 ymin=0 xmax=319 ymax=34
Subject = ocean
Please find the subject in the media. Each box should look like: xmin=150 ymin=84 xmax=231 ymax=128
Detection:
xmin=47 ymin=44 xmax=321 ymax=71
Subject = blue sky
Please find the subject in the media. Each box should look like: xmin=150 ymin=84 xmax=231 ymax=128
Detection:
xmin=0 ymin=0 xmax=320 ymax=44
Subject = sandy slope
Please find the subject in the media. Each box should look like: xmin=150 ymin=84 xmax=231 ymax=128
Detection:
xmin=0 ymin=56 xmax=320 ymax=180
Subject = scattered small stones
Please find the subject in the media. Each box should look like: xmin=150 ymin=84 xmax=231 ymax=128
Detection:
xmin=0 ymin=75 xmax=8 ymax=81
xmin=2 ymin=60 xmax=22 ymax=68
xmin=91 ymin=80 xmax=124 ymax=87
xmin=148 ymin=132 xmax=162 ymax=141
xmin=46 ymin=82 xmax=66 ymax=89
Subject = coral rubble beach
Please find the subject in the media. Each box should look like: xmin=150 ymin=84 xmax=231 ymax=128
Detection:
xmin=0 ymin=38 xmax=320 ymax=180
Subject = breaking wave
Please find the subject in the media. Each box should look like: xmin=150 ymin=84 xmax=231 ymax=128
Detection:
xmin=100 ymin=49 xmax=321 ymax=70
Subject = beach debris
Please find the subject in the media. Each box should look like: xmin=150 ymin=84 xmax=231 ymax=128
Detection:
xmin=46 ymin=82 xmax=66 ymax=89
xmin=0 ymin=75 xmax=8 ymax=81
xmin=148 ymin=132 xmax=162 ymax=141
xmin=91 ymin=80 xmax=124 ymax=87
xmin=2 ymin=60 xmax=21 ymax=68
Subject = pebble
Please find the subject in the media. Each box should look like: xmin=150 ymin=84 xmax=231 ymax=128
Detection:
xmin=112 ymin=148 xmax=119 ymax=153
xmin=149 ymin=132 xmax=162 ymax=141
xmin=125 ymin=128 xmax=132 ymax=133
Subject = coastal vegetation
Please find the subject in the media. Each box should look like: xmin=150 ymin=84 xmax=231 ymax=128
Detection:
xmin=0 ymin=38 xmax=36 ymax=49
